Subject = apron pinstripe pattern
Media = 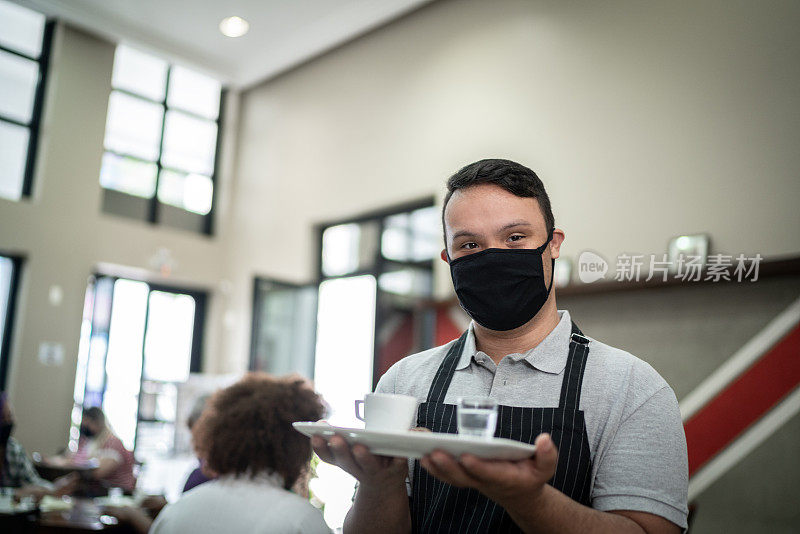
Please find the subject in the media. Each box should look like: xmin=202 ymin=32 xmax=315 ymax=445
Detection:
xmin=411 ymin=323 xmax=592 ymax=533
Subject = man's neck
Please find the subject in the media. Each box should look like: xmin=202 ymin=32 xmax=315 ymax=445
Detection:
xmin=473 ymin=301 xmax=561 ymax=365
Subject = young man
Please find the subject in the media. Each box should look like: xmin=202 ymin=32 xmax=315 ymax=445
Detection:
xmin=313 ymin=159 xmax=688 ymax=533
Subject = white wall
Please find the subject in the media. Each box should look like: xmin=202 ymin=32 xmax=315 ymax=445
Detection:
xmin=227 ymin=0 xmax=800 ymax=368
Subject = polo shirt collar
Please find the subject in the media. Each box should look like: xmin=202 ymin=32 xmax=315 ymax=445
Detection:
xmin=455 ymin=310 xmax=573 ymax=374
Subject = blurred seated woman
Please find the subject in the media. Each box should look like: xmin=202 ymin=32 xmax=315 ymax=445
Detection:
xmin=182 ymin=394 xmax=212 ymax=493
xmin=70 ymin=407 xmax=136 ymax=494
xmin=151 ymin=372 xmax=330 ymax=534
xmin=0 ymin=392 xmax=60 ymax=498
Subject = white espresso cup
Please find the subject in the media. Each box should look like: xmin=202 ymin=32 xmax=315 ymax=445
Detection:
xmin=354 ymin=393 xmax=418 ymax=433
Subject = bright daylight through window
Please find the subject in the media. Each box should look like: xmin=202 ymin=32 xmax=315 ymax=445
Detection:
xmin=100 ymin=45 xmax=222 ymax=224
xmin=0 ymin=0 xmax=50 ymax=201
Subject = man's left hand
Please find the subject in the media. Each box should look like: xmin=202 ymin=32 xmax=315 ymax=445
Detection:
xmin=419 ymin=432 xmax=558 ymax=508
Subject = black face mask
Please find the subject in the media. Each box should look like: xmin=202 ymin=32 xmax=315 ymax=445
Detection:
xmin=80 ymin=425 xmax=96 ymax=438
xmin=0 ymin=422 xmax=13 ymax=448
xmin=449 ymin=233 xmax=554 ymax=331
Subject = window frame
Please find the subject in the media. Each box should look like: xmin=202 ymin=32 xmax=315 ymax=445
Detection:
xmin=0 ymin=19 xmax=54 ymax=199
xmin=101 ymin=50 xmax=225 ymax=235
xmin=315 ymin=197 xmax=437 ymax=388
xmin=72 ymin=273 xmax=207 ymax=455
xmin=249 ymin=277 xmax=318 ymax=378
xmin=0 ymin=254 xmax=23 ymax=390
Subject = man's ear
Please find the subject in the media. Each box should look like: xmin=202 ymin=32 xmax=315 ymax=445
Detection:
xmin=440 ymin=249 xmax=449 ymax=263
xmin=550 ymin=228 xmax=566 ymax=260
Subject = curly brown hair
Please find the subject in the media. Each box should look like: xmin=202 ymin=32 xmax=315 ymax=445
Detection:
xmin=192 ymin=372 xmax=325 ymax=489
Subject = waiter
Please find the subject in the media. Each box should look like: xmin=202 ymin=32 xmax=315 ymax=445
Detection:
xmin=313 ymin=159 xmax=688 ymax=533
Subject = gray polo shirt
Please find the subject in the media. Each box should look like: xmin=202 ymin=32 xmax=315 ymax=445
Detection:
xmin=374 ymin=309 xmax=689 ymax=529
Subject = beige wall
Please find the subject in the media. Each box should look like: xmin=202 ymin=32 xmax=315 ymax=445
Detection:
xmin=0 ymin=25 xmax=238 ymax=453
xmin=559 ymin=277 xmax=800 ymax=531
xmin=228 ymin=0 xmax=800 ymax=370
xmin=3 ymin=0 xmax=800 ymax=459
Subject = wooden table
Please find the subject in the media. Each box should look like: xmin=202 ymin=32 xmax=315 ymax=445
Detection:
xmin=34 ymin=461 xmax=98 ymax=483
xmin=0 ymin=499 xmax=134 ymax=533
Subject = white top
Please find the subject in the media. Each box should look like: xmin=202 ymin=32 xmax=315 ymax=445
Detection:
xmin=150 ymin=473 xmax=331 ymax=534
xmin=375 ymin=309 xmax=689 ymax=529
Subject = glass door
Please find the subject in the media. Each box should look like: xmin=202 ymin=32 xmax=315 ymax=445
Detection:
xmin=70 ymin=275 xmax=205 ymax=462
xmin=250 ymin=278 xmax=318 ymax=379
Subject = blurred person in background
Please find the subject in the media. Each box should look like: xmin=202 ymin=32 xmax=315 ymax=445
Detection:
xmin=151 ymin=372 xmax=330 ymax=534
xmin=103 ymin=494 xmax=168 ymax=534
xmin=70 ymin=406 xmax=136 ymax=494
xmin=182 ymin=394 xmax=212 ymax=493
xmin=0 ymin=392 xmax=71 ymax=499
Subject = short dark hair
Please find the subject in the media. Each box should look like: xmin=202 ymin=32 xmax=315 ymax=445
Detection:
xmin=192 ymin=372 xmax=325 ymax=489
xmin=442 ymin=159 xmax=555 ymax=241
xmin=82 ymin=407 xmax=105 ymax=424
xmin=186 ymin=394 xmax=210 ymax=430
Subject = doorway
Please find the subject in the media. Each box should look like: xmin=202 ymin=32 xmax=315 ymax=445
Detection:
xmin=70 ymin=274 xmax=206 ymax=462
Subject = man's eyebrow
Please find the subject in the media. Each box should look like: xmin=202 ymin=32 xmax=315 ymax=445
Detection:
xmin=498 ymin=220 xmax=534 ymax=231
xmin=451 ymin=230 xmax=479 ymax=241
xmin=450 ymin=221 xmax=534 ymax=241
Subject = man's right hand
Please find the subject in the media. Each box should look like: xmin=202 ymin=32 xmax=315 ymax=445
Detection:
xmin=311 ymin=434 xmax=408 ymax=489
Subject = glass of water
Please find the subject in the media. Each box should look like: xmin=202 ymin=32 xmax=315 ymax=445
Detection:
xmin=457 ymin=397 xmax=498 ymax=439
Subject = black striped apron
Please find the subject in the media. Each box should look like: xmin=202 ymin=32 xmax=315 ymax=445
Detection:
xmin=411 ymin=322 xmax=593 ymax=533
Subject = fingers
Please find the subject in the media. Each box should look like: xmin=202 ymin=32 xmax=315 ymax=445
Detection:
xmin=428 ymin=433 xmax=558 ymax=491
xmin=420 ymin=450 xmax=481 ymax=488
xmin=351 ymin=443 xmax=383 ymax=473
xmin=311 ymin=436 xmax=336 ymax=465
xmin=458 ymin=455 xmax=520 ymax=483
xmin=313 ymin=434 xmax=409 ymax=485
xmin=533 ymin=433 xmax=558 ymax=478
xmin=323 ymin=434 xmax=366 ymax=479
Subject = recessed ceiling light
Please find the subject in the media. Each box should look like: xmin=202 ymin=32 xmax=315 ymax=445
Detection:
xmin=219 ymin=16 xmax=249 ymax=38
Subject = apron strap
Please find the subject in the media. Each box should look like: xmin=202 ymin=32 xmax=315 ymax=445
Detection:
xmin=425 ymin=331 xmax=468 ymax=403
xmin=425 ymin=321 xmax=591 ymax=408
xmin=558 ymin=322 xmax=591 ymax=410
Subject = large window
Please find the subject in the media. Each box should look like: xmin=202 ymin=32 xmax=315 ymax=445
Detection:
xmin=70 ymin=275 xmax=206 ymax=463
xmin=0 ymin=255 xmax=21 ymax=390
xmin=100 ymin=45 xmax=223 ymax=234
xmin=313 ymin=199 xmax=439 ymax=528
xmin=0 ymin=0 xmax=52 ymax=201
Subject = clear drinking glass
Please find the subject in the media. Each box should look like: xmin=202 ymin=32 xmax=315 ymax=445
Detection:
xmin=457 ymin=397 xmax=498 ymax=439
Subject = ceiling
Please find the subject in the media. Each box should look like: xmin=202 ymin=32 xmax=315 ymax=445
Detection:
xmin=21 ymin=0 xmax=434 ymax=88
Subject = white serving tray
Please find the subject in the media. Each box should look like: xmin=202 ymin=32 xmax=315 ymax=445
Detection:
xmin=293 ymin=421 xmax=536 ymax=460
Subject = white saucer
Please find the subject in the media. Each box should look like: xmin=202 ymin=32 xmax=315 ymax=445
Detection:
xmin=293 ymin=422 xmax=536 ymax=460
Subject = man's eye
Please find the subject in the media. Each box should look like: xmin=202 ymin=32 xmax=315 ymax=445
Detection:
xmin=461 ymin=242 xmax=478 ymax=249
xmin=508 ymin=235 xmax=526 ymax=242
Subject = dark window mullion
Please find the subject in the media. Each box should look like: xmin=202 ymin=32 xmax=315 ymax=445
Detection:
xmin=203 ymin=89 xmax=225 ymax=235
xmin=149 ymin=67 xmax=171 ymax=224
xmin=103 ymin=148 xmax=157 ymax=166
xmin=21 ymin=20 xmax=53 ymax=197
xmin=0 ymin=42 xmax=40 ymax=62
xmin=0 ymin=115 xmax=31 ymax=129
xmin=134 ymin=286 xmax=154 ymax=453
xmin=111 ymin=87 xmax=163 ymax=107
xmin=0 ymin=256 xmax=22 ymax=390
xmin=112 ymin=86 xmax=217 ymax=124
xmin=162 ymin=103 xmax=218 ymax=123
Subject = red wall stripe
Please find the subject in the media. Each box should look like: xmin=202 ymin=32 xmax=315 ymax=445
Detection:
xmin=376 ymin=314 xmax=415 ymax=378
xmin=435 ymin=307 xmax=462 ymax=346
xmin=684 ymin=324 xmax=800 ymax=476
